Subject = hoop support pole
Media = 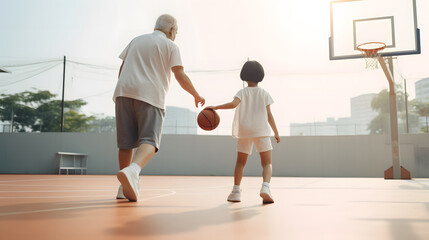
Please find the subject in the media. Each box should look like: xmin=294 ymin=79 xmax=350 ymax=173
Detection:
xmin=377 ymin=56 xmax=411 ymax=180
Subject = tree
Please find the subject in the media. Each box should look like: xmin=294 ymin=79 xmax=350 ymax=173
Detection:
xmin=88 ymin=115 xmax=116 ymax=133
xmin=0 ymin=90 xmax=94 ymax=132
xmin=412 ymin=100 xmax=429 ymax=133
xmin=398 ymin=99 xmax=420 ymax=134
xmin=368 ymin=86 xmax=406 ymax=134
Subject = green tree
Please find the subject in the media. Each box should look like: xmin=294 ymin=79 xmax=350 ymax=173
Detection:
xmin=0 ymin=90 xmax=94 ymax=132
xmin=368 ymin=86 xmax=406 ymax=134
xmin=88 ymin=115 xmax=116 ymax=133
xmin=412 ymin=100 xmax=429 ymax=133
xmin=63 ymin=109 xmax=95 ymax=132
xmin=398 ymin=99 xmax=420 ymax=134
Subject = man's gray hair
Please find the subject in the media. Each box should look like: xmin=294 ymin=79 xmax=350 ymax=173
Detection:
xmin=155 ymin=14 xmax=177 ymax=32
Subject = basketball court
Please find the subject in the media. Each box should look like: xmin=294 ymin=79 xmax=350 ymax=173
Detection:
xmin=1 ymin=174 xmax=429 ymax=240
xmin=1 ymin=0 xmax=429 ymax=239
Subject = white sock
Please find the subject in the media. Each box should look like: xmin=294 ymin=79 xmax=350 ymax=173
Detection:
xmin=129 ymin=163 xmax=141 ymax=176
xmin=262 ymin=182 xmax=270 ymax=188
xmin=233 ymin=185 xmax=241 ymax=191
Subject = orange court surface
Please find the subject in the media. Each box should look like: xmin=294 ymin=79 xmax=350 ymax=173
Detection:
xmin=1 ymin=174 xmax=429 ymax=240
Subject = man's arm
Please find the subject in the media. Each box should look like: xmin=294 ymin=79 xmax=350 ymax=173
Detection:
xmin=267 ymin=105 xmax=280 ymax=143
xmin=172 ymin=66 xmax=205 ymax=107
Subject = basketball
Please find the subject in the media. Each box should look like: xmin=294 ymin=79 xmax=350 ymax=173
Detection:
xmin=197 ymin=109 xmax=220 ymax=131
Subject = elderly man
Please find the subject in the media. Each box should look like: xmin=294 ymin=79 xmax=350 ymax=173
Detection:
xmin=113 ymin=14 xmax=205 ymax=201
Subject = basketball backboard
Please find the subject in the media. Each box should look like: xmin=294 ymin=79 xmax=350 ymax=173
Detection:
xmin=329 ymin=0 xmax=420 ymax=60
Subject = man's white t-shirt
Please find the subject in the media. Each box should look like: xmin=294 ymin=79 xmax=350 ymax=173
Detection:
xmin=113 ymin=30 xmax=183 ymax=110
xmin=232 ymin=86 xmax=274 ymax=138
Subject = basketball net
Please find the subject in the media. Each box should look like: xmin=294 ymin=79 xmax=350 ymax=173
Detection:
xmin=357 ymin=42 xmax=386 ymax=69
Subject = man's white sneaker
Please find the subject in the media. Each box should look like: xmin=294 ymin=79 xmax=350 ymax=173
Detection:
xmin=260 ymin=185 xmax=274 ymax=204
xmin=116 ymin=185 xmax=126 ymax=199
xmin=116 ymin=167 xmax=140 ymax=202
xmin=227 ymin=189 xmax=241 ymax=202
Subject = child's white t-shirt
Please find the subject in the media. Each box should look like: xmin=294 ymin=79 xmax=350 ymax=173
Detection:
xmin=232 ymin=86 xmax=274 ymax=138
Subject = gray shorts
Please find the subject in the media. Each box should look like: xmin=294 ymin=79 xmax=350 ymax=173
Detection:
xmin=115 ymin=97 xmax=165 ymax=151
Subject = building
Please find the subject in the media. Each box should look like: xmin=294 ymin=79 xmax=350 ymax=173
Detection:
xmin=350 ymin=93 xmax=378 ymax=135
xmin=0 ymin=121 xmax=11 ymax=133
xmin=290 ymin=117 xmax=358 ymax=136
xmin=290 ymin=93 xmax=377 ymax=136
xmin=415 ymin=78 xmax=429 ymax=103
xmin=163 ymin=106 xmax=198 ymax=135
xmin=415 ymin=78 xmax=429 ymax=132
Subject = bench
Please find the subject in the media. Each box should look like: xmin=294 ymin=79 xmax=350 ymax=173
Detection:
xmin=57 ymin=152 xmax=88 ymax=175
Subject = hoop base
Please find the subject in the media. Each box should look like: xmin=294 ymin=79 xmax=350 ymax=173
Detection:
xmin=384 ymin=166 xmax=411 ymax=180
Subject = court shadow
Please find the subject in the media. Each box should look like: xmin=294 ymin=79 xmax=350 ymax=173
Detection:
xmin=399 ymin=181 xmax=429 ymax=190
xmin=108 ymin=203 xmax=262 ymax=236
xmin=354 ymin=218 xmax=429 ymax=240
xmin=0 ymin=199 xmax=127 ymax=220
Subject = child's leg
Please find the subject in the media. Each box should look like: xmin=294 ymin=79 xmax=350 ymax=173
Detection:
xmin=228 ymin=152 xmax=248 ymax=202
xmin=259 ymin=150 xmax=274 ymax=203
xmin=259 ymin=150 xmax=272 ymax=183
xmin=234 ymin=152 xmax=249 ymax=186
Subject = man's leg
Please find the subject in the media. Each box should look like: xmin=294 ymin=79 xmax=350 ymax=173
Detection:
xmin=118 ymin=143 xmax=156 ymax=170
xmin=117 ymin=143 xmax=156 ymax=202
xmin=118 ymin=149 xmax=133 ymax=170
xmin=132 ymin=143 xmax=156 ymax=169
xmin=116 ymin=149 xmax=133 ymax=199
xmin=116 ymin=99 xmax=162 ymax=202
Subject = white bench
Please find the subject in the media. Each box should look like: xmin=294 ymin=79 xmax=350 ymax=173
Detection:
xmin=57 ymin=152 xmax=88 ymax=175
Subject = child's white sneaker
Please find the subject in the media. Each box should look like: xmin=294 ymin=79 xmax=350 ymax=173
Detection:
xmin=117 ymin=167 xmax=140 ymax=202
xmin=116 ymin=185 xmax=126 ymax=199
xmin=260 ymin=184 xmax=274 ymax=204
xmin=227 ymin=188 xmax=242 ymax=202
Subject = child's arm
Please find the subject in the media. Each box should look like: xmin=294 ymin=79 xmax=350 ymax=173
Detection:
xmin=206 ymin=97 xmax=241 ymax=110
xmin=267 ymin=105 xmax=280 ymax=143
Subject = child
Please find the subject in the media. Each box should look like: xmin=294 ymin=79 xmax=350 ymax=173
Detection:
xmin=206 ymin=60 xmax=280 ymax=204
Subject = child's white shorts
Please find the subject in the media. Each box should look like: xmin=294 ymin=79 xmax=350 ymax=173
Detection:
xmin=236 ymin=137 xmax=272 ymax=155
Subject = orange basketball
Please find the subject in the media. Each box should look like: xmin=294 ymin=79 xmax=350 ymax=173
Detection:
xmin=197 ymin=109 xmax=220 ymax=131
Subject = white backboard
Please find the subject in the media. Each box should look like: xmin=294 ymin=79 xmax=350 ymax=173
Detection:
xmin=329 ymin=0 xmax=420 ymax=60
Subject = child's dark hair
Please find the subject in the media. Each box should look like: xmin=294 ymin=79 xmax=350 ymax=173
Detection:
xmin=240 ymin=60 xmax=264 ymax=83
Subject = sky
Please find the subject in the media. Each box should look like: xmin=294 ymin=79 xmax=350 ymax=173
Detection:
xmin=0 ymin=0 xmax=428 ymax=135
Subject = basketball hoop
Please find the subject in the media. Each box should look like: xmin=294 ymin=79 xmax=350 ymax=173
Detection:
xmin=357 ymin=42 xmax=386 ymax=69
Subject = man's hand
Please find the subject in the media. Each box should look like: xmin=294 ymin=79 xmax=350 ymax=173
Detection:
xmin=195 ymin=95 xmax=205 ymax=108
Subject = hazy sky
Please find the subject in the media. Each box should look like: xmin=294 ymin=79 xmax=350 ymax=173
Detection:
xmin=1 ymin=0 xmax=428 ymax=135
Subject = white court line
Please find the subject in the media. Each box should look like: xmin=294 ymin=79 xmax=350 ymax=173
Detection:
xmin=0 ymin=184 xmax=232 ymax=190
xmin=0 ymin=189 xmax=177 ymax=216
xmin=0 ymin=178 xmax=60 ymax=183
xmin=0 ymin=188 xmax=181 ymax=193
xmin=0 ymin=177 xmax=122 ymax=184
xmin=0 ymin=195 xmax=115 ymax=199
xmin=0 ymin=194 xmax=163 ymax=199
xmin=0 ymin=188 xmax=177 ymax=198
xmin=0 ymin=190 xmax=117 ymax=193
xmin=0 ymin=184 xmax=119 ymax=188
